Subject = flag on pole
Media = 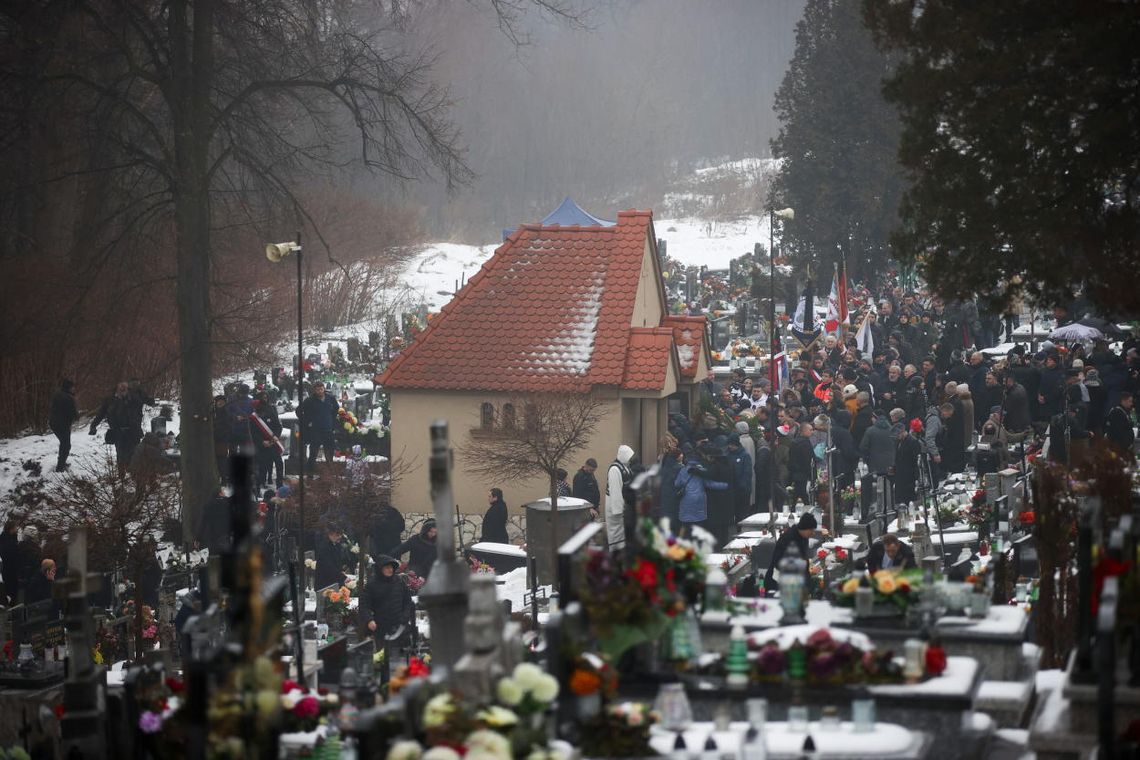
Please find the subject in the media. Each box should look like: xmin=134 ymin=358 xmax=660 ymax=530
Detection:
xmin=854 ymin=311 xmax=875 ymax=358
xmin=837 ymin=258 xmax=849 ymax=327
xmin=825 ymin=265 xmax=841 ymax=334
xmin=772 ymin=350 xmax=789 ymax=392
xmin=251 ymin=411 xmax=285 ymax=455
xmin=791 ymin=280 xmax=820 ymax=347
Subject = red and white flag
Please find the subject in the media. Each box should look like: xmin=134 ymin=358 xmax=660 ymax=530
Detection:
xmin=251 ymin=411 xmax=285 ymax=455
xmin=825 ymin=261 xmax=849 ymax=334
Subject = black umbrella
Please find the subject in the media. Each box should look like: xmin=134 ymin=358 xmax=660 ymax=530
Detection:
xmin=1077 ymin=317 xmax=1126 ymax=338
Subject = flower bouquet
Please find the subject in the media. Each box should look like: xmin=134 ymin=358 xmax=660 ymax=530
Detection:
xmin=322 ymin=585 xmax=352 ymax=628
xmin=964 ymin=490 xmax=994 ymax=533
xmin=748 ymin=628 xmax=907 ymax=686
xmin=580 ymin=519 xmax=707 ymax=662
xmin=833 ymin=569 xmax=921 ymax=614
xmin=468 ymin=557 xmax=496 ymax=575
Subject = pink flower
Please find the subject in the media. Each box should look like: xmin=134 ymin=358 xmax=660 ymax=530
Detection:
xmin=293 ymin=696 xmax=320 ymax=719
xmin=138 ymin=710 xmax=163 ymax=734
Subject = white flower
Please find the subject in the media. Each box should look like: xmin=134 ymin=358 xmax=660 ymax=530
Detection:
xmin=386 ymin=740 xmax=424 ymax=760
xmin=324 ymin=693 xmax=339 ymax=706
xmin=351 ymin=544 xmax=360 ymax=554
xmin=495 ymin=677 xmax=523 ymax=706
xmin=422 ymin=748 xmax=461 ymax=760
xmin=423 ymin=693 xmax=455 ymax=728
xmin=465 ymin=729 xmax=512 ymax=760
xmin=304 ymin=558 xmax=317 ymax=569
xmin=531 ymin=674 xmax=559 ymax=703
xmin=280 ymin=694 xmax=298 ymax=711
xmin=512 ymin=662 xmax=545 ymax=692
xmin=345 ymin=579 xmax=357 ymax=591
xmin=476 ymin=705 xmax=519 ymax=728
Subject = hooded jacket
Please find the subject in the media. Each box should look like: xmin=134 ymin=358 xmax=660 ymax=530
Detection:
xmin=605 ymin=445 xmax=634 ymax=548
xmin=674 ymin=460 xmax=728 ymax=524
xmin=394 ymin=522 xmax=438 ymax=579
xmin=363 ymin=556 xmax=412 ymax=636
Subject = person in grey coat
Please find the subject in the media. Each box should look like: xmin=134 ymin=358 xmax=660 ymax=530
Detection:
xmin=859 ymin=411 xmax=896 ymax=475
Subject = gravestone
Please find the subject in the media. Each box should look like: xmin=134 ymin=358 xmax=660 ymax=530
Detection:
xmin=347 ymin=338 xmax=362 ymax=362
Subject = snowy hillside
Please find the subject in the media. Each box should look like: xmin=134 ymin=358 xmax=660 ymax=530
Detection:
xmin=0 ymin=158 xmax=772 ymax=506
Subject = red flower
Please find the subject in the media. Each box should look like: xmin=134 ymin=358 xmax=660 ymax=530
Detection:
xmin=281 ymin=679 xmax=300 ymax=694
xmin=1018 ymin=511 xmax=1035 ymax=524
xmin=317 ymin=686 xmax=329 ymax=696
xmin=407 ymin=657 xmax=430 ymax=677
xmin=835 ymin=548 xmax=848 ymax=561
xmin=293 ymin=696 xmax=320 ymax=719
xmin=664 ymin=568 xmax=677 ymax=593
xmin=165 ymin=677 xmax=185 ymax=693
xmin=817 ymin=549 xmax=828 ymax=560
xmin=909 ymin=419 xmax=924 ymax=434
xmin=633 ymin=558 xmax=659 ymax=592
xmin=53 ymin=703 xmax=66 ymax=719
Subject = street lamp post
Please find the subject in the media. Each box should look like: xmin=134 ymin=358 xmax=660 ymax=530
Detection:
xmin=266 ymin=235 xmax=306 ymax=553
xmin=768 ymin=207 xmax=794 ymax=520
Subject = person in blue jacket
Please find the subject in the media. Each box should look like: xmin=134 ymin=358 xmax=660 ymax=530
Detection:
xmin=674 ymin=451 xmax=729 ymax=532
xmin=725 ymin=438 xmax=753 ymax=523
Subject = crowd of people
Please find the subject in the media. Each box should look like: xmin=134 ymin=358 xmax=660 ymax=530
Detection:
xmin=651 ymin=289 xmax=1139 ymax=553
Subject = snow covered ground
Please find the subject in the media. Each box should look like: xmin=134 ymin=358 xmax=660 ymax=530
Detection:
xmin=1 ymin=159 xmax=774 ymax=506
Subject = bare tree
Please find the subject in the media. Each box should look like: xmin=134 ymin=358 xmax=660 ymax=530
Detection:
xmin=463 ymin=393 xmax=605 ymax=580
xmin=41 ymin=454 xmax=180 ymax=658
xmin=0 ymin=0 xmax=582 ymax=540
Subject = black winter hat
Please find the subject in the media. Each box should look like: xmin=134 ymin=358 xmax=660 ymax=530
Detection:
xmin=376 ymin=554 xmax=400 ymax=572
xmin=796 ymin=513 xmax=818 ymax=530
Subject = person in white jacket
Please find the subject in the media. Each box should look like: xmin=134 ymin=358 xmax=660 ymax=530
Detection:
xmin=605 ymin=444 xmax=635 ymax=549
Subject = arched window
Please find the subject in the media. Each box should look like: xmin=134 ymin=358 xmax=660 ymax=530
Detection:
xmin=501 ymin=403 xmax=516 ymax=429
xmin=480 ymin=402 xmax=494 ymax=429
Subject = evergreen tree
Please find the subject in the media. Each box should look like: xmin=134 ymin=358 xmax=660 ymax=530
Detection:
xmin=864 ymin=0 xmax=1140 ymax=315
xmin=770 ymin=0 xmax=905 ymax=284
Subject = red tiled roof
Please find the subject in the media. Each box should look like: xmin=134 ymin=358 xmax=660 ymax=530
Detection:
xmin=622 ymin=327 xmax=676 ymax=390
xmin=378 ymin=210 xmax=657 ymax=392
xmin=662 ymin=315 xmax=709 ymax=379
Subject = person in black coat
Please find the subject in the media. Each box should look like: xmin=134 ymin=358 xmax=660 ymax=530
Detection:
xmin=363 ymin=555 xmax=413 ymax=639
xmin=763 ymin=512 xmax=816 ymax=594
xmin=481 ymin=488 xmax=510 ymax=544
xmin=850 ymin=394 xmax=874 ymax=449
xmin=195 ymin=489 xmax=233 ymax=554
xmin=658 ymin=449 xmax=684 ymax=525
xmin=939 ymin=402 xmax=967 ymax=474
xmin=753 ymin=439 xmax=773 ymax=514
xmin=89 ymin=380 xmax=149 ymax=474
xmin=788 ymin=424 xmax=815 ymax=503
xmin=894 ymin=424 xmax=923 ymax=506
xmin=866 ymin=534 xmax=917 ymax=573
xmin=49 ymin=379 xmax=79 ymax=472
xmin=393 ymin=519 xmax=438 ymax=579
xmin=0 ymin=519 xmax=22 ymax=605
xmin=24 ymin=558 xmax=56 ymax=607
xmin=702 ymin=439 xmax=736 ymax=547
xmin=253 ymin=391 xmax=284 ymax=488
xmin=826 ymin=411 xmax=859 ymax=492
xmin=1104 ymin=392 xmax=1135 ymax=456
xmin=571 ymin=459 xmax=601 ymax=511
xmin=370 ymin=504 xmax=406 ymax=558
xmin=726 ymin=439 xmax=753 ymax=523
xmin=298 ymin=381 xmax=339 ymax=472
xmin=314 ymin=525 xmax=351 ymax=590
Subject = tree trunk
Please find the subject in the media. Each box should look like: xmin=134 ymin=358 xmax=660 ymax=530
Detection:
xmin=171 ymin=0 xmax=218 ymax=542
